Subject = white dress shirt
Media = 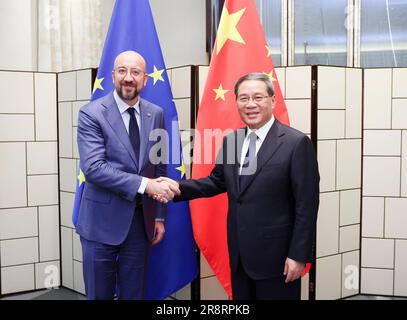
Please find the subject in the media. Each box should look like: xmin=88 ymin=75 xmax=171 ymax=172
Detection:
xmin=239 ymin=115 xmax=275 ymax=174
xmin=113 ymin=90 xmax=149 ymax=194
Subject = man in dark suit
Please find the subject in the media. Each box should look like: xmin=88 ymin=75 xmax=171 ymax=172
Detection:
xmin=76 ymin=51 xmax=179 ymax=300
xmin=161 ymin=73 xmax=319 ymax=299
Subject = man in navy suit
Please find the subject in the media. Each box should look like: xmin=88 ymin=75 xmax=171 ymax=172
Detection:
xmin=76 ymin=51 xmax=179 ymax=300
xmin=162 ymin=73 xmax=319 ymax=300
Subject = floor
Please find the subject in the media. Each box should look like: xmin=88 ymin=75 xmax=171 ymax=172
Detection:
xmin=1 ymin=287 xmax=406 ymax=300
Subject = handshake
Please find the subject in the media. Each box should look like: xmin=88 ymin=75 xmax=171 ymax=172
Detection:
xmin=145 ymin=177 xmax=180 ymax=204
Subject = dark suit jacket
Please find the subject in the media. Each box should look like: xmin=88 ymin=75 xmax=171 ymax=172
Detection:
xmin=76 ymin=92 xmax=166 ymax=245
xmin=175 ymin=119 xmax=319 ymax=280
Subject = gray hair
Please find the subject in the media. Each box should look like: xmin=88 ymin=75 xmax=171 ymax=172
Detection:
xmin=234 ymin=73 xmax=275 ymax=97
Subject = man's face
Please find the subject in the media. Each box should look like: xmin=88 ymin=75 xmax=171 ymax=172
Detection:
xmin=236 ymin=80 xmax=275 ymax=130
xmin=112 ymin=52 xmax=148 ymax=104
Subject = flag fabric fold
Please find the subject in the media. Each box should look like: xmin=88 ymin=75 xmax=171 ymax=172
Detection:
xmin=72 ymin=0 xmax=197 ymax=300
xmin=190 ymin=0 xmax=290 ymax=299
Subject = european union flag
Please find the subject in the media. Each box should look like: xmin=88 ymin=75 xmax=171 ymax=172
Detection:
xmin=72 ymin=0 xmax=198 ymax=299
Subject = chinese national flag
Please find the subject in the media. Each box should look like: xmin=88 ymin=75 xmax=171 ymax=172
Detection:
xmin=190 ymin=0 xmax=290 ymax=299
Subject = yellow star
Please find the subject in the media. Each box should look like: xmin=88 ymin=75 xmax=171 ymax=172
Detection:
xmin=92 ymin=77 xmax=104 ymax=94
xmin=149 ymin=66 xmax=165 ymax=85
xmin=176 ymin=163 xmax=186 ymax=179
xmin=213 ymin=84 xmax=229 ymax=101
xmin=264 ymin=70 xmax=277 ymax=82
xmin=265 ymin=45 xmax=272 ymax=57
xmin=77 ymin=169 xmax=86 ymax=187
xmin=216 ymin=7 xmax=246 ymax=55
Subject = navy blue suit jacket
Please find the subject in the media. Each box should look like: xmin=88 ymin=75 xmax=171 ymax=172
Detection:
xmin=76 ymin=92 xmax=166 ymax=245
xmin=175 ymin=120 xmax=319 ymax=280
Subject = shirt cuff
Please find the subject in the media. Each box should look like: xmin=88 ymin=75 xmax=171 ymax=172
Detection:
xmin=155 ymin=218 xmax=165 ymax=222
xmin=138 ymin=177 xmax=149 ymax=194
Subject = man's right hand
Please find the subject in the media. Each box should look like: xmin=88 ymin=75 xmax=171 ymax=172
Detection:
xmin=145 ymin=177 xmax=180 ymax=203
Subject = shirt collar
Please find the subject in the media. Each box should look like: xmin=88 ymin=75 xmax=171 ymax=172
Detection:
xmin=247 ymin=115 xmax=275 ymax=142
xmin=113 ymin=90 xmax=140 ymax=115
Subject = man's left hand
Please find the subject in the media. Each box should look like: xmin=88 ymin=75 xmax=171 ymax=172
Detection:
xmin=152 ymin=221 xmax=165 ymax=245
xmin=283 ymin=257 xmax=305 ymax=283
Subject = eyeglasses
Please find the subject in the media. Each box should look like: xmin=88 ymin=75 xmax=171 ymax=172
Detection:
xmin=115 ymin=67 xmax=145 ymax=78
xmin=237 ymin=95 xmax=270 ymax=104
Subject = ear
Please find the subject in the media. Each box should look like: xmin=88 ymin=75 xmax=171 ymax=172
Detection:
xmin=143 ymin=72 xmax=149 ymax=87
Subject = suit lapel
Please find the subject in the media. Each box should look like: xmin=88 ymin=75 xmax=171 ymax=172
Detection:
xmin=238 ymin=120 xmax=284 ymax=196
xmin=139 ymin=99 xmax=154 ymax=172
xmin=102 ymin=93 xmax=139 ymax=169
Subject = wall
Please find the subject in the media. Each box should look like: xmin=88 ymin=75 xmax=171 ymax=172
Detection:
xmin=0 ymin=70 xmax=60 ymax=295
xmin=361 ymin=68 xmax=407 ymax=296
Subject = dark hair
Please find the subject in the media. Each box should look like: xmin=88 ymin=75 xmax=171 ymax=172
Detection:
xmin=234 ymin=73 xmax=275 ymax=97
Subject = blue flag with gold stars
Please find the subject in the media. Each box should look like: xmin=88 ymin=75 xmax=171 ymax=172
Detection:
xmin=72 ymin=0 xmax=197 ymax=299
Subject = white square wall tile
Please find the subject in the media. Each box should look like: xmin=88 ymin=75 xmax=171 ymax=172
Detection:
xmin=175 ymin=284 xmax=191 ymax=300
xmin=318 ymin=110 xmax=345 ymax=140
xmin=58 ymin=102 xmax=73 ymax=158
xmin=342 ymin=250 xmax=360 ymax=298
xmin=60 ymin=158 xmax=77 ymax=193
xmin=362 ymin=197 xmax=384 ymax=237
xmin=274 ymin=67 xmax=285 ymax=98
xmin=363 ymin=157 xmax=400 ymax=196
xmin=201 ymin=276 xmax=229 ymax=300
xmin=361 ymin=238 xmax=394 ymax=268
xmin=317 ymin=140 xmax=336 ymax=192
xmin=345 ymin=68 xmax=362 ymax=139
xmin=318 ymin=66 xmax=345 ymax=110
xmin=200 ymin=253 xmax=214 ymax=278
xmin=27 ymin=142 xmax=58 ymax=174
xmin=171 ymin=67 xmax=191 ymax=99
xmin=0 ymin=237 xmax=38 ymax=266
xmin=285 ymin=66 xmax=311 ymax=99
xmin=73 ymin=231 xmax=82 ymax=262
xmin=395 ymin=240 xmax=407 ymax=296
xmin=76 ymin=69 xmax=92 ymax=100
xmin=198 ymin=66 xmax=209 ymax=103
xmin=35 ymin=73 xmax=57 ymax=141
xmin=285 ymin=99 xmax=311 ymax=135
xmin=28 ymin=175 xmax=59 ymax=206
xmin=174 ymin=98 xmax=191 ymax=131
xmin=385 ymin=198 xmax=407 ymax=238
xmin=0 ymin=143 xmax=27 ymax=208
xmin=317 ymin=192 xmax=339 ymax=257
xmin=392 ymin=99 xmax=407 ymax=129
xmin=340 ymin=189 xmax=361 ymax=226
xmin=73 ymin=261 xmax=85 ymax=295
xmin=340 ymin=225 xmax=360 ymax=252
xmin=301 ymin=273 xmax=309 ymax=300
xmin=316 ymin=254 xmax=342 ymax=300
xmin=58 ymin=72 xmax=76 ymax=102
xmin=0 ymin=115 xmax=34 ymax=141
xmin=0 ymin=71 xmax=34 ymax=113
xmin=364 ymin=69 xmax=392 ymax=129
xmin=35 ymin=261 xmax=60 ymax=289
xmin=60 ymin=192 xmax=75 ymax=228
xmin=72 ymin=101 xmax=87 ymax=127
xmin=361 ymin=268 xmax=393 ymax=295
xmin=61 ymin=226 xmax=73 ymax=289
xmin=336 ymin=139 xmax=361 ymax=190
xmin=392 ymin=68 xmax=407 ymax=98
xmin=0 ymin=207 xmax=37 ymax=240
xmin=1 ymin=264 xmax=35 ymax=295
xmin=39 ymin=206 xmax=60 ymax=261
xmin=403 ymin=130 xmax=407 ymax=196
xmin=364 ymin=130 xmax=401 ymax=156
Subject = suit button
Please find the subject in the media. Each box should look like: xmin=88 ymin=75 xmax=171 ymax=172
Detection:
xmin=237 ymin=200 xmax=242 ymax=205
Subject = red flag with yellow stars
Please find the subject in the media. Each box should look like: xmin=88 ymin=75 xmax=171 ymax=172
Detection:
xmin=190 ymin=0 xmax=290 ymax=298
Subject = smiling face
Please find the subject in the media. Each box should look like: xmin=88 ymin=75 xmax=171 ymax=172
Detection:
xmin=112 ymin=51 xmax=148 ymax=106
xmin=236 ymin=79 xmax=276 ymax=130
